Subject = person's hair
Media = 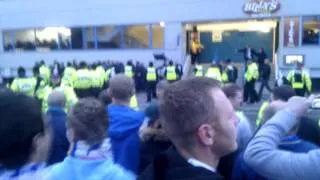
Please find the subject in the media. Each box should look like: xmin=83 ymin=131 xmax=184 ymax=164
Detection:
xmin=272 ymin=85 xmax=295 ymax=101
xmin=0 ymin=91 xmax=44 ymax=169
xmin=168 ymin=60 xmax=174 ymax=66
xmin=226 ymin=59 xmax=231 ymax=64
xmin=109 ymin=74 xmax=135 ymax=101
xmin=160 ymin=77 xmax=220 ymax=148
xmin=67 ymin=62 xmax=72 ymax=67
xmin=222 ymin=83 xmax=242 ymax=98
xmin=79 ymin=61 xmax=87 ymax=69
xmin=48 ymin=91 xmax=66 ymax=108
xmin=149 ymin=62 xmax=154 ymax=67
xmin=98 ymin=89 xmax=112 ymax=106
xmin=17 ymin=67 xmax=26 ymax=77
xmin=67 ymin=98 xmax=108 ymax=145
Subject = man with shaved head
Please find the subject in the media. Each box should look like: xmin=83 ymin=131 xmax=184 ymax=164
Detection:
xmin=108 ymin=74 xmax=144 ymax=174
xmin=46 ymin=90 xmax=69 ymax=165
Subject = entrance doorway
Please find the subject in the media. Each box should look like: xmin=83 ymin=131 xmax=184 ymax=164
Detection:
xmin=186 ymin=19 xmax=279 ymax=64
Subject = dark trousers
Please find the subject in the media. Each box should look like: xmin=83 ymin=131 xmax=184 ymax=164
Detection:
xmin=244 ymin=80 xmax=258 ymax=103
xmin=75 ymin=88 xmax=92 ymax=99
xmin=294 ymin=88 xmax=306 ymax=97
xmin=191 ymin=53 xmax=200 ymax=65
xmin=258 ymin=79 xmax=272 ymax=99
xmin=146 ymin=81 xmax=157 ymax=102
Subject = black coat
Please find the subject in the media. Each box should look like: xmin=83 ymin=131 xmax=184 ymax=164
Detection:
xmin=139 ymin=147 xmax=224 ymax=180
xmin=260 ymin=64 xmax=271 ymax=80
xmin=298 ymin=116 xmax=320 ymax=146
xmin=254 ymin=51 xmax=268 ymax=65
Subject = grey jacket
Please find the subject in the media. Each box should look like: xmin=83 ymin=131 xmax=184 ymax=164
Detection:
xmin=244 ymin=110 xmax=320 ymax=180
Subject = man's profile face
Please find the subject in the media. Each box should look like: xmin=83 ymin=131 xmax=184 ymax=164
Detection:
xmin=210 ymin=89 xmax=238 ymax=156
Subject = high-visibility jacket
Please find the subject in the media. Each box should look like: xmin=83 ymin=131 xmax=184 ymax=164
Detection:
xmin=62 ymin=67 xmax=76 ymax=87
xmin=130 ymin=95 xmax=139 ymax=110
xmin=195 ymin=65 xmax=204 ymax=77
xmin=11 ymin=77 xmax=37 ymax=96
xmin=287 ymin=70 xmax=312 ymax=92
xmin=105 ymin=68 xmax=113 ymax=82
xmin=41 ymin=85 xmax=78 ymax=112
xmin=205 ymin=67 xmax=222 ymax=82
xmin=39 ymin=65 xmax=51 ymax=84
xmin=74 ymin=69 xmax=91 ymax=89
xmin=245 ymin=63 xmax=259 ymax=82
xmin=96 ymin=66 xmax=106 ymax=86
xmin=125 ymin=65 xmax=134 ymax=78
xmin=166 ymin=66 xmax=178 ymax=81
xmin=146 ymin=67 xmax=157 ymax=81
xmin=256 ymin=101 xmax=269 ymax=127
xmin=90 ymin=70 xmax=103 ymax=88
xmin=222 ymin=70 xmax=229 ymax=83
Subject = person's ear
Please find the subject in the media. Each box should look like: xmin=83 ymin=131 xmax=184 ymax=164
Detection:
xmin=197 ymin=124 xmax=216 ymax=146
xmin=66 ymin=128 xmax=74 ymax=143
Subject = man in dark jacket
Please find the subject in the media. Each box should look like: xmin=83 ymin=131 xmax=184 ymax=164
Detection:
xmin=258 ymin=58 xmax=272 ymax=100
xmin=237 ymin=45 xmax=255 ymax=67
xmin=46 ymin=90 xmax=69 ymax=165
xmin=254 ymin=48 xmax=268 ymax=74
xmin=139 ymin=77 xmax=238 ymax=179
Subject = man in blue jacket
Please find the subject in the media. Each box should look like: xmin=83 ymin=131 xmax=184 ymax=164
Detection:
xmin=108 ymin=74 xmax=144 ymax=174
xmin=46 ymin=91 xmax=69 ymax=165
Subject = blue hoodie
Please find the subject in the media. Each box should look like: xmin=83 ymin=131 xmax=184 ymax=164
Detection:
xmin=46 ymin=139 xmax=135 ymax=180
xmin=47 ymin=157 xmax=135 ymax=180
xmin=108 ymin=104 xmax=144 ymax=174
xmin=46 ymin=106 xmax=69 ymax=165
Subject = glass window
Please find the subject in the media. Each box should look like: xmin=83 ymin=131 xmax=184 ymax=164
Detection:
xmin=70 ymin=28 xmax=83 ymax=49
xmin=57 ymin=27 xmax=72 ymax=50
xmin=14 ymin=29 xmax=36 ymax=51
xmin=152 ymin=25 xmax=164 ymax=48
xmin=83 ymin=27 xmax=95 ymax=49
xmin=124 ymin=25 xmax=150 ymax=48
xmin=96 ymin=26 xmax=122 ymax=49
xmin=302 ymin=16 xmax=320 ymax=45
xmin=35 ymin=27 xmax=59 ymax=51
xmin=3 ymin=31 xmax=14 ymax=51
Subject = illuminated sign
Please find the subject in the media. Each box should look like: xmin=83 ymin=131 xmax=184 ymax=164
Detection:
xmin=243 ymin=0 xmax=280 ymax=15
xmin=284 ymin=55 xmax=304 ymax=65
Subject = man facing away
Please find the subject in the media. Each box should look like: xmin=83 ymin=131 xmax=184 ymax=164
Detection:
xmin=139 ymin=77 xmax=238 ymax=180
xmin=108 ymin=74 xmax=145 ymax=174
xmin=46 ymin=91 xmax=69 ymax=166
xmin=46 ymin=98 xmax=135 ymax=180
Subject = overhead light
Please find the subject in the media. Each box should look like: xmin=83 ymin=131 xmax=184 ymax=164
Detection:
xmin=160 ymin=21 xmax=165 ymax=27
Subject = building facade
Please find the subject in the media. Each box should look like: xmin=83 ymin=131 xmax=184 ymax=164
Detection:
xmin=0 ymin=0 xmax=320 ymax=78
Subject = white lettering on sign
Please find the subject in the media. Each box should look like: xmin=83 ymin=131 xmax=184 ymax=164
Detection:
xmin=243 ymin=0 xmax=280 ymax=15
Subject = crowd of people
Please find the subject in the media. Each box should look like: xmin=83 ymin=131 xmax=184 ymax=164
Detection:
xmin=0 ymin=55 xmax=319 ymax=180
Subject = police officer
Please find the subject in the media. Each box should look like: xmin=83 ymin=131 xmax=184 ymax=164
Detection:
xmin=89 ymin=63 xmax=103 ymax=98
xmin=39 ymin=73 xmax=78 ymax=113
xmin=194 ymin=62 xmax=203 ymax=77
xmin=205 ymin=61 xmax=222 ymax=82
xmin=73 ymin=62 xmax=92 ymax=98
xmin=62 ymin=62 xmax=77 ymax=87
xmin=39 ymin=60 xmax=51 ymax=85
xmin=165 ymin=60 xmax=179 ymax=83
xmin=125 ymin=60 xmax=135 ymax=78
xmin=287 ymin=62 xmax=312 ymax=97
xmin=11 ymin=67 xmax=42 ymax=97
xmin=243 ymin=59 xmax=259 ymax=103
xmin=146 ymin=62 xmax=158 ymax=102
